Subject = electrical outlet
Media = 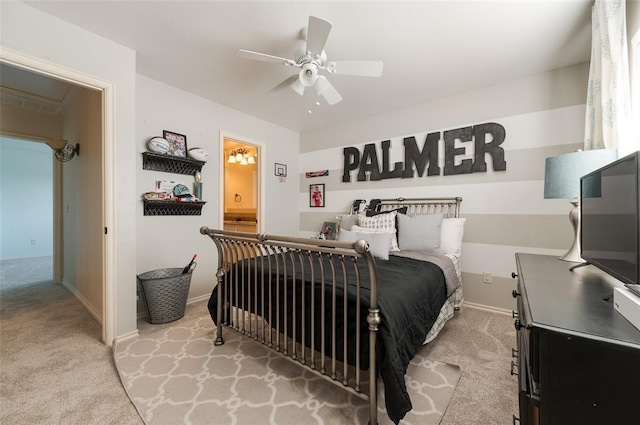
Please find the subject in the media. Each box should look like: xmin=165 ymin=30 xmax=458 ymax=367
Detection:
xmin=30 ymin=239 xmax=36 ymax=245
xmin=483 ymin=272 xmax=492 ymax=283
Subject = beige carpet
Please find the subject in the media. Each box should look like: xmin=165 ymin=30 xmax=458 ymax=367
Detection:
xmin=0 ymin=256 xmax=142 ymax=425
xmin=114 ymin=316 xmax=460 ymax=425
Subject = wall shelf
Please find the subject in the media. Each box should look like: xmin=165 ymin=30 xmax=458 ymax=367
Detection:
xmin=142 ymin=151 xmax=205 ymax=176
xmin=143 ymin=200 xmax=206 ymax=216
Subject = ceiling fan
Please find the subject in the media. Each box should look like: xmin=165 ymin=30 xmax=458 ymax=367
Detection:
xmin=236 ymin=16 xmax=383 ymax=105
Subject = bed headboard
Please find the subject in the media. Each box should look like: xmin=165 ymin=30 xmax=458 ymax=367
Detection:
xmin=369 ymin=197 xmax=462 ymax=218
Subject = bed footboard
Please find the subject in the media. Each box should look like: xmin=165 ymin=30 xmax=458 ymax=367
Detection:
xmin=200 ymin=227 xmax=380 ymax=424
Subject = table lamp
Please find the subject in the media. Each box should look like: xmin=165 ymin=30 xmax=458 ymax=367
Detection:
xmin=544 ymin=149 xmax=617 ymax=262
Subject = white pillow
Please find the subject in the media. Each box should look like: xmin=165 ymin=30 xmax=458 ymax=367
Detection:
xmin=440 ymin=218 xmax=466 ymax=257
xmin=338 ymin=229 xmax=393 ymax=260
xmin=357 ymin=210 xmax=399 ymax=252
xmin=397 ymin=213 xmax=444 ymax=251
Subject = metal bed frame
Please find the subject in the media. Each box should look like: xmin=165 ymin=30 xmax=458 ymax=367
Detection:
xmin=200 ymin=197 xmax=462 ymax=424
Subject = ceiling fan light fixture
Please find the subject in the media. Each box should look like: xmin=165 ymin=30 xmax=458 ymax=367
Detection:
xmin=299 ymin=63 xmax=318 ymax=87
xmin=237 ymin=15 xmax=382 ymax=107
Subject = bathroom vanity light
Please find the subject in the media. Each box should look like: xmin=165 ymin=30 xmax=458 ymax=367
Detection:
xmin=228 ymin=147 xmax=256 ymax=165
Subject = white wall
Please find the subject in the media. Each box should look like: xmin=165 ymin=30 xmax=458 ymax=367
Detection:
xmin=2 ymin=1 xmax=299 ymax=338
xmin=300 ymin=63 xmax=590 ymax=311
xmin=0 ymin=137 xmax=53 ymax=260
xmin=135 ymin=75 xmax=299 ymax=305
xmin=1 ymin=1 xmax=137 ymax=339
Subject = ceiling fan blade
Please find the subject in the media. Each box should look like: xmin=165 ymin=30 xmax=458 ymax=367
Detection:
xmin=329 ymin=61 xmax=384 ymax=77
xmin=271 ymin=75 xmax=299 ymax=93
xmin=236 ymin=49 xmax=296 ymax=66
xmin=290 ymin=77 xmax=305 ymax=96
xmin=305 ymin=16 xmax=332 ymax=57
xmin=270 ymin=75 xmax=305 ymax=96
xmin=316 ymin=76 xmax=342 ymax=105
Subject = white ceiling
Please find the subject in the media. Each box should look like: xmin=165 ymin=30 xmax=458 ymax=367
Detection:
xmin=21 ymin=0 xmax=593 ymax=133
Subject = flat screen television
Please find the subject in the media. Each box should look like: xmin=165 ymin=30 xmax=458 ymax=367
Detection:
xmin=580 ymin=150 xmax=640 ymax=285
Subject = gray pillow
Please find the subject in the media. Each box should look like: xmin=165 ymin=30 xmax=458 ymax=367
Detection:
xmin=338 ymin=214 xmax=360 ymax=230
xmin=338 ymin=229 xmax=393 ymax=260
xmin=397 ymin=213 xmax=444 ymax=251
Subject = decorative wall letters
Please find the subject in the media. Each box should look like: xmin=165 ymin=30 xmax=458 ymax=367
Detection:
xmin=342 ymin=122 xmax=507 ymax=182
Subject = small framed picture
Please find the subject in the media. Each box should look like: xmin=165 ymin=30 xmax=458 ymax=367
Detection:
xmin=320 ymin=221 xmax=337 ymax=240
xmin=310 ymin=184 xmax=325 ymax=208
xmin=163 ymin=130 xmax=187 ymax=157
xmin=274 ymin=163 xmax=287 ymax=177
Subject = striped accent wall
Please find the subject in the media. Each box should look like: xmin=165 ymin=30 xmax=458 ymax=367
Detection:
xmin=298 ymin=63 xmax=591 ymax=311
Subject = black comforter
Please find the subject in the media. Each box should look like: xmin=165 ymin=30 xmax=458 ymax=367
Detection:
xmin=207 ymin=253 xmax=447 ymax=423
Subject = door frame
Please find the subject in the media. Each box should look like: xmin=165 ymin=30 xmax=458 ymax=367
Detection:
xmin=0 ymin=47 xmax=116 ymax=345
xmin=219 ymin=131 xmax=265 ymax=231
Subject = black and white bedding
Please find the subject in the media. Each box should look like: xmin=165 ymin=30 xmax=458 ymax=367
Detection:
xmin=204 ymin=197 xmax=465 ymax=424
xmin=371 ymin=253 xmax=455 ymax=422
xmin=207 ymin=249 xmax=460 ymax=423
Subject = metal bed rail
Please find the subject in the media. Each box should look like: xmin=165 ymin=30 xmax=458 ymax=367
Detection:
xmin=199 ymin=227 xmax=381 ymax=424
xmin=374 ymin=196 xmax=462 ymax=218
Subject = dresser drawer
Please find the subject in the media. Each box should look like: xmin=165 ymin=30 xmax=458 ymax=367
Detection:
xmin=513 ymin=271 xmax=540 ymax=425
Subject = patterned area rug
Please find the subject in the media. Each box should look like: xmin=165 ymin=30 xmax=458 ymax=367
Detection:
xmin=114 ymin=316 xmax=460 ymax=425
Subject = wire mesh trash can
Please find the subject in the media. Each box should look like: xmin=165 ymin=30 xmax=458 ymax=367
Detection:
xmin=137 ymin=267 xmax=193 ymax=324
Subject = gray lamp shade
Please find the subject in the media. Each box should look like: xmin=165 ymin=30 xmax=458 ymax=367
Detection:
xmin=544 ymin=149 xmax=618 ymax=199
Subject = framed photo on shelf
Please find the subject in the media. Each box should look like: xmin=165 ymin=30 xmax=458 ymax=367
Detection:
xmin=309 ymin=184 xmax=325 ymax=208
xmin=163 ymin=130 xmax=187 ymax=157
xmin=320 ymin=221 xmax=337 ymax=240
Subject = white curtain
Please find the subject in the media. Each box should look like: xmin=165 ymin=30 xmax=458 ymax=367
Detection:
xmin=584 ymin=0 xmax=633 ymax=155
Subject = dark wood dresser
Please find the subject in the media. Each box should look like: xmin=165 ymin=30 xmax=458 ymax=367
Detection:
xmin=513 ymin=253 xmax=640 ymax=425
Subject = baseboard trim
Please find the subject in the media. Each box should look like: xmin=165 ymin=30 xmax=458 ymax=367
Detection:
xmin=136 ymin=293 xmax=210 ymax=320
xmin=187 ymin=293 xmax=210 ymax=305
xmin=463 ymin=301 xmax=511 ymax=316
xmin=0 ymin=254 xmax=54 ymax=261
xmin=61 ymin=279 xmax=103 ymax=324
xmin=114 ymin=329 xmax=139 ymax=344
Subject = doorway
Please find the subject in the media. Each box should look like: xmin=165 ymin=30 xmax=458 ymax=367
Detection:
xmin=222 ymin=137 xmax=260 ymax=233
xmin=0 ymin=49 xmax=115 ymax=344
